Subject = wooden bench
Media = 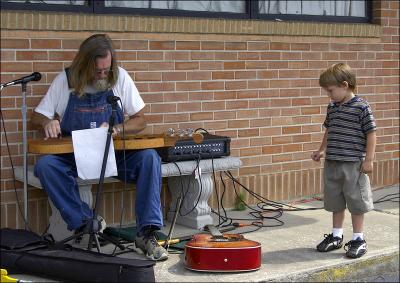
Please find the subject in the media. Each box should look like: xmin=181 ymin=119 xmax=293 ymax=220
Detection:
xmin=14 ymin=156 xmax=241 ymax=240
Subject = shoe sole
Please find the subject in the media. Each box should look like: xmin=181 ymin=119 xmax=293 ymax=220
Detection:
xmin=317 ymin=243 xmax=343 ymax=252
xmin=346 ymin=249 xmax=367 ymax=258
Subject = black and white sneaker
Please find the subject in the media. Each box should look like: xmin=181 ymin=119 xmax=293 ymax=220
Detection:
xmin=316 ymin=233 xmax=343 ymax=252
xmin=344 ymin=238 xmax=367 ymax=258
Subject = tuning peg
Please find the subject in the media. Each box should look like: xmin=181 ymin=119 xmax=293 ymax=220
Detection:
xmin=167 ymin=128 xmax=175 ymax=137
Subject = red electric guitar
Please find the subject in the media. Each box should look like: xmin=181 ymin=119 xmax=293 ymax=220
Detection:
xmin=184 ymin=225 xmax=261 ymax=272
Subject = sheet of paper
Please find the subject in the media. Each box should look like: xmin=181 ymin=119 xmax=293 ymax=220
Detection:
xmin=72 ymin=127 xmax=118 ymax=180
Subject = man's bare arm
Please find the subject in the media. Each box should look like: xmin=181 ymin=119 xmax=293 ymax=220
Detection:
xmin=31 ymin=111 xmax=61 ymax=139
xmin=111 ymin=108 xmax=147 ymax=136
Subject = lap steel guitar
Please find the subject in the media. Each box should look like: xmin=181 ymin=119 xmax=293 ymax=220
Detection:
xmin=27 ymin=133 xmax=203 ymax=154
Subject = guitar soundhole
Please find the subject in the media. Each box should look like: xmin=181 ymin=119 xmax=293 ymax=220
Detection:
xmin=212 ymin=238 xmax=230 ymax=242
xmin=211 ymin=236 xmax=239 ymax=242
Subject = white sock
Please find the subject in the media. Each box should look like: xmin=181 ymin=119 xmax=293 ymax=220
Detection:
xmin=353 ymin=232 xmax=364 ymax=240
xmin=332 ymin=228 xmax=343 ymax=238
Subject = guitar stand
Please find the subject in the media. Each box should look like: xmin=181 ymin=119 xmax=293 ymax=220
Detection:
xmin=56 ymin=100 xmax=125 ymax=253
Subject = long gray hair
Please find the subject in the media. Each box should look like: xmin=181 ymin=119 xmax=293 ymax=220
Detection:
xmin=69 ymin=34 xmax=118 ymax=97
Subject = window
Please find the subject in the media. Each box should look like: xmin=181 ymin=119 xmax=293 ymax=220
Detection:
xmin=1 ymin=0 xmax=91 ymax=13
xmin=258 ymin=0 xmax=370 ymax=23
xmin=1 ymin=0 xmax=372 ymax=23
xmin=104 ymin=1 xmax=246 ymax=13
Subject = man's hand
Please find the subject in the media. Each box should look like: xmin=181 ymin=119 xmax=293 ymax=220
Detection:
xmin=100 ymin=122 xmax=109 ymax=128
xmin=99 ymin=122 xmax=120 ymax=137
xmin=361 ymin=160 xmax=374 ymax=174
xmin=311 ymin=150 xmax=324 ymax=162
xmin=43 ymin=119 xmax=61 ymax=140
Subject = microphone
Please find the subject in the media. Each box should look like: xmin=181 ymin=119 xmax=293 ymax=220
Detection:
xmin=1 ymin=72 xmax=42 ymax=88
xmin=106 ymin=95 xmax=121 ymax=104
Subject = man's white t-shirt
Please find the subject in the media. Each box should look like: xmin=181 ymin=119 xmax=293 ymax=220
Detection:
xmin=34 ymin=67 xmax=145 ymax=121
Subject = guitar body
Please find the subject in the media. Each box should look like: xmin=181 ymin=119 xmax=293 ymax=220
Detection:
xmin=184 ymin=233 xmax=261 ymax=272
xmin=28 ymin=134 xmax=167 ymax=154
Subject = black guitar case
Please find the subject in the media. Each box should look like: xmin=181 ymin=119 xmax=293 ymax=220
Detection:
xmin=0 ymin=228 xmax=155 ymax=282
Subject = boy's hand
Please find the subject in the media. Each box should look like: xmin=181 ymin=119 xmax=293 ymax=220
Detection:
xmin=311 ymin=150 xmax=324 ymax=162
xmin=361 ymin=160 xmax=374 ymax=174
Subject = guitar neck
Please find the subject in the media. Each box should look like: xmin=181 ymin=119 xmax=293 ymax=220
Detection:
xmin=205 ymin=225 xmax=224 ymax=238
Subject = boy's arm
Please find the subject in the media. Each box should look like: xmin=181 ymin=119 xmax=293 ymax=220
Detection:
xmin=311 ymin=128 xmax=328 ymax=162
xmin=361 ymin=131 xmax=376 ymax=173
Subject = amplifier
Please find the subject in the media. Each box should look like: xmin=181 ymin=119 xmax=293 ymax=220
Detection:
xmin=158 ymin=133 xmax=231 ymax=162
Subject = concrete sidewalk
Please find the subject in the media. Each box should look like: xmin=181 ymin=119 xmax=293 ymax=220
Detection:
xmin=9 ymin=185 xmax=399 ymax=282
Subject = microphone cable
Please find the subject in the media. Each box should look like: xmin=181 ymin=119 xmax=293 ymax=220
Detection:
xmin=0 ymin=107 xmax=32 ymax=232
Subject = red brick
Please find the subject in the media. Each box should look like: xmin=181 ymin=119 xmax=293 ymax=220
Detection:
xmin=224 ymin=61 xmax=246 ymax=70
xmin=225 ymin=42 xmax=247 ymax=50
xmin=162 ymin=72 xmax=186 ymax=81
xmin=201 ymin=81 xmax=224 ymax=90
xmin=137 ymin=51 xmax=163 ymax=60
xmin=200 ymin=61 xmax=223 ymax=70
xmin=201 ymin=41 xmax=224 ymax=50
xmin=176 ymin=82 xmax=201 ymax=91
xmin=135 ymin=72 xmax=162 ymax=81
xmin=176 ymin=41 xmax=200 ymax=50
xmin=149 ymin=41 xmax=175 ymax=50
xmin=16 ymin=51 xmax=48 ymax=61
xmin=121 ymin=40 xmax=148 ymax=50
xmin=175 ymin=62 xmax=199 ymax=70
xmin=238 ymin=52 xmax=260 ymax=60
xmin=187 ymin=71 xmax=211 ymax=80
xmin=215 ymin=52 xmax=238 ymax=60
xmin=270 ymin=42 xmax=290 ymax=50
xmin=32 ymin=39 xmax=61 ymax=49
xmin=165 ymin=51 xmax=189 ymax=60
xmin=247 ymin=41 xmax=269 ymax=51
xmin=212 ymin=71 xmax=234 ymax=80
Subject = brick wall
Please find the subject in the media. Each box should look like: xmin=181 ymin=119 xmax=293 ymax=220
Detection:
xmin=1 ymin=0 xmax=399 ymax=233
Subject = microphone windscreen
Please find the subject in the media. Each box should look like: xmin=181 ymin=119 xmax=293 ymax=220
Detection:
xmin=32 ymin=72 xmax=42 ymax=81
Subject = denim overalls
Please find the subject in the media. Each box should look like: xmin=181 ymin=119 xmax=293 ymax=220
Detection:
xmin=34 ymin=79 xmax=163 ymax=234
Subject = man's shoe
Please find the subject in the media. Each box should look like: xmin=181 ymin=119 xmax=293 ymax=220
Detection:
xmin=74 ymin=215 xmax=107 ymax=244
xmin=317 ymin=233 xmax=343 ymax=252
xmin=96 ymin=215 xmax=107 ymax=233
xmin=344 ymin=238 xmax=367 ymax=258
xmin=133 ymin=232 xmax=168 ymax=261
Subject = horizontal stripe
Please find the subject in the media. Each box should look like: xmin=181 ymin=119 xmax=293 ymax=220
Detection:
xmin=328 ymin=145 xmax=366 ymax=153
xmin=324 ymin=96 xmax=376 ymax=161
xmin=329 ymin=130 xmax=366 ymax=140
xmin=328 ymin=139 xmax=366 ymax=148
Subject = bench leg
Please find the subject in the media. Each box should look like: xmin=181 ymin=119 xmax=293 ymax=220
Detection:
xmin=167 ymin=173 xmax=214 ymax=229
xmin=48 ymin=185 xmax=93 ymax=241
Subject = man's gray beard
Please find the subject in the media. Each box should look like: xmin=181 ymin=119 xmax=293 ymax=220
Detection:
xmin=94 ymin=79 xmax=110 ymax=92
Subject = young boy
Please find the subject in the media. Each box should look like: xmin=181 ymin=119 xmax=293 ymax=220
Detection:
xmin=311 ymin=63 xmax=377 ymax=258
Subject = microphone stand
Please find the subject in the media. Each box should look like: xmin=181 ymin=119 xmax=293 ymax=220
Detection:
xmin=57 ymin=101 xmax=125 ymax=252
xmin=21 ymin=82 xmax=29 ymax=229
xmin=2 ymin=77 xmax=41 ymax=229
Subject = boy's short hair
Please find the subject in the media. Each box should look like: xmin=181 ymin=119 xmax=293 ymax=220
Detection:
xmin=319 ymin=63 xmax=356 ymax=91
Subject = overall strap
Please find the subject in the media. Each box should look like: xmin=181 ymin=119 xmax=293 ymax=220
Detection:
xmin=65 ymin=67 xmax=72 ymax=89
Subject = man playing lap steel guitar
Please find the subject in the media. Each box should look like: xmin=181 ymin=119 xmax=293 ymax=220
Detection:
xmin=31 ymin=34 xmax=168 ymax=261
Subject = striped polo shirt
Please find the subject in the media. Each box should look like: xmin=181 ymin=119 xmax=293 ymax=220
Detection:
xmin=323 ymin=96 xmax=376 ymax=161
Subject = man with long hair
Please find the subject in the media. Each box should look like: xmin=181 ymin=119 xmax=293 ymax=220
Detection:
xmin=31 ymin=34 xmax=168 ymax=261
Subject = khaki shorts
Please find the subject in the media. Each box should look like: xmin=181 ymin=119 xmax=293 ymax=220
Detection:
xmin=323 ymin=160 xmax=374 ymax=214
